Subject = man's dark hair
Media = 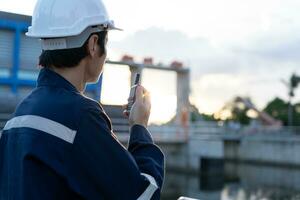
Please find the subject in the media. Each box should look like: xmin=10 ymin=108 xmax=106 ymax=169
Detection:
xmin=39 ymin=31 xmax=107 ymax=68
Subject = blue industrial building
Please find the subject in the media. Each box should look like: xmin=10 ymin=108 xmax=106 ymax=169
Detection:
xmin=0 ymin=11 xmax=103 ymax=100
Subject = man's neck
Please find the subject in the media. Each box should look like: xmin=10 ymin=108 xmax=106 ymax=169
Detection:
xmin=51 ymin=65 xmax=86 ymax=93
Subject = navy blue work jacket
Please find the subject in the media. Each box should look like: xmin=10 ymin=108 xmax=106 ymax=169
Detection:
xmin=0 ymin=68 xmax=164 ymax=200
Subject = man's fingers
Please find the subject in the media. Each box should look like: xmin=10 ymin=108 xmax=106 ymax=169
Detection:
xmin=135 ymin=86 xmax=151 ymax=109
xmin=143 ymin=91 xmax=151 ymax=108
xmin=135 ymin=86 xmax=144 ymax=103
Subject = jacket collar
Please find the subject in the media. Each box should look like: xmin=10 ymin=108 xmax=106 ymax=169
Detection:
xmin=37 ymin=68 xmax=79 ymax=93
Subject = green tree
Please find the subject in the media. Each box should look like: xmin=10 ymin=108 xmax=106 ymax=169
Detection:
xmin=263 ymin=97 xmax=289 ymax=125
xmin=264 ymin=97 xmax=300 ymax=126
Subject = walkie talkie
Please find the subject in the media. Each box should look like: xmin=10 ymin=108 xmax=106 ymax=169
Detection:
xmin=126 ymin=73 xmax=141 ymax=114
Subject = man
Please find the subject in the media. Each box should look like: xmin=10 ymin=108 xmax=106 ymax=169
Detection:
xmin=0 ymin=0 xmax=164 ymax=199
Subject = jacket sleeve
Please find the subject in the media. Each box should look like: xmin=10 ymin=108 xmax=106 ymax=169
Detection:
xmin=66 ymin=105 xmax=165 ymax=200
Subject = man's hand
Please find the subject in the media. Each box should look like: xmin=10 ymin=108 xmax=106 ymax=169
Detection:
xmin=123 ymin=86 xmax=151 ymax=128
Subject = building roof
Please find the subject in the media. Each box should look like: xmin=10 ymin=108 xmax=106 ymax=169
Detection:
xmin=0 ymin=11 xmax=31 ymax=23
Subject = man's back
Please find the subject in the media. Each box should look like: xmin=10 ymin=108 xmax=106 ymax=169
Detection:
xmin=0 ymin=69 xmax=164 ymax=199
xmin=0 ymin=68 xmax=97 ymax=199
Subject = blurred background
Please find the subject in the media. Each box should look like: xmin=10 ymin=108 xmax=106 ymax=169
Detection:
xmin=1 ymin=0 xmax=300 ymax=199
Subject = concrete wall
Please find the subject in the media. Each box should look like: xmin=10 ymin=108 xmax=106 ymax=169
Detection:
xmin=157 ymin=135 xmax=224 ymax=173
xmin=224 ymin=134 xmax=300 ymax=167
xmin=188 ymin=136 xmax=223 ymax=172
xmin=159 ymin=142 xmax=188 ymax=171
xmin=159 ymin=132 xmax=300 ymax=173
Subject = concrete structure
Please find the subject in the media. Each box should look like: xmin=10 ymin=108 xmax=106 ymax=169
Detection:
xmin=105 ymin=60 xmax=190 ymax=127
xmin=224 ymin=133 xmax=300 ymax=167
xmin=120 ymin=127 xmax=300 ymax=174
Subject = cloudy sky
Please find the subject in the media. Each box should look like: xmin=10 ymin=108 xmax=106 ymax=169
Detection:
xmin=1 ymin=0 xmax=300 ymax=122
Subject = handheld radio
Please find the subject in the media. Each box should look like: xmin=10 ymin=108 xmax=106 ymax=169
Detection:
xmin=126 ymin=73 xmax=141 ymax=113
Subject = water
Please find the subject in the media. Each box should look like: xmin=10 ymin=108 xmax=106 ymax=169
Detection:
xmin=161 ymin=163 xmax=300 ymax=200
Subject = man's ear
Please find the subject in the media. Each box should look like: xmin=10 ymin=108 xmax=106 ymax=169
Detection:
xmin=87 ymin=34 xmax=99 ymax=57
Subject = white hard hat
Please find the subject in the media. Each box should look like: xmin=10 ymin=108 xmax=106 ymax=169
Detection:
xmin=26 ymin=0 xmax=121 ymax=50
